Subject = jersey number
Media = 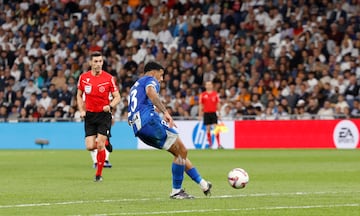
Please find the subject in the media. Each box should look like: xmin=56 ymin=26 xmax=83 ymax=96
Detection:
xmin=130 ymin=89 xmax=138 ymax=112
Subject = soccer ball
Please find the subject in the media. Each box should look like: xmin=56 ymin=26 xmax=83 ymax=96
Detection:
xmin=227 ymin=168 xmax=249 ymax=189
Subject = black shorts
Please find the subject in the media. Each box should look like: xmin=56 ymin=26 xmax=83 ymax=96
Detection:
xmin=84 ymin=111 xmax=112 ymax=137
xmin=203 ymin=112 xmax=218 ymax=125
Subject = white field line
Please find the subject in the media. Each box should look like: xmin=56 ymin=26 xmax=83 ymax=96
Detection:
xmin=0 ymin=191 xmax=359 ymax=210
xmin=89 ymin=203 xmax=360 ymax=216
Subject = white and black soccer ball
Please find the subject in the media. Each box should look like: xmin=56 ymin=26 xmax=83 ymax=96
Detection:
xmin=227 ymin=168 xmax=249 ymax=189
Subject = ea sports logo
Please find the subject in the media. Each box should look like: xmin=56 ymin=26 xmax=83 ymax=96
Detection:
xmin=333 ymin=120 xmax=359 ymax=149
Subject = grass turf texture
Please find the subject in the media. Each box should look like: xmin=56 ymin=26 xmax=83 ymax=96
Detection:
xmin=0 ymin=149 xmax=359 ymax=216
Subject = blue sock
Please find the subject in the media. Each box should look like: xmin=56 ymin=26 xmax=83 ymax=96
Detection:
xmin=172 ymin=163 xmax=185 ymax=189
xmin=186 ymin=167 xmax=202 ymax=184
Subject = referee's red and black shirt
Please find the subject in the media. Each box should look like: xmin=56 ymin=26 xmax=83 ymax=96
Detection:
xmin=199 ymin=91 xmax=220 ymax=113
xmin=77 ymin=70 xmax=118 ymax=112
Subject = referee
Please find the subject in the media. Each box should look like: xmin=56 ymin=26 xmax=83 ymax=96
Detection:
xmin=77 ymin=52 xmax=120 ymax=182
xmin=199 ymin=81 xmax=223 ymax=149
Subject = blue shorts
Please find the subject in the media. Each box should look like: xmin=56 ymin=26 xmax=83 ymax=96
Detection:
xmin=136 ymin=118 xmax=178 ymax=150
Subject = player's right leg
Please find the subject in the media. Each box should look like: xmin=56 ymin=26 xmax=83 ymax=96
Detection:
xmin=212 ymin=123 xmax=223 ymax=149
xmin=85 ymin=135 xmax=103 ymax=180
xmin=93 ymin=112 xmax=112 ymax=181
xmin=203 ymin=113 xmax=214 ymax=148
xmin=92 ymin=138 xmax=112 ymax=168
xmin=167 ymin=141 xmax=194 ymax=199
xmin=205 ymin=124 xmax=213 ymax=148
xmin=170 ymin=138 xmax=212 ymax=196
xmin=136 ymin=118 xmax=194 ymax=199
xmin=94 ymin=133 xmax=107 ymax=181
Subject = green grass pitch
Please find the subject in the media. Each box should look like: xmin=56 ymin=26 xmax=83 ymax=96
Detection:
xmin=0 ymin=149 xmax=359 ymax=216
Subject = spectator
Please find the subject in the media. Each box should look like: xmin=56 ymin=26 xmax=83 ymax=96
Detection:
xmin=47 ymin=83 xmax=59 ymax=100
xmin=129 ymin=12 xmax=141 ymax=30
xmin=285 ymin=83 xmax=300 ymax=112
xmin=350 ymin=99 xmax=360 ymax=118
xmin=147 ymin=8 xmax=161 ymax=31
xmin=0 ymin=0 xmax=358 ymax=121
xmin=24 ymin=93 xmax=39 ymax=118
xmin=38 ymin=88 xmax=52 ymax=110
xmin=67 ymin=76 xmax=77 ymax=96
xmin=295 ymin=100 xmax=312 ymax=120
xmin=22 ymin=79 xmax=41 ymax=100
xmin=306 ymin=97 xmax=320 ymax=118
xmin=343 ymin=73 xmax=359 ymax=108
xmin=37 ymin=105 xmax=49 ymax=122
xmin=57 ymin=84 xmax=73 ymax=105
xmin=0 ymin=105 xmax=8 ymax=121
xmin=51 ymin=69 xmax=67 ymax=90
xmin=18 ymin=107 xmax=30 ymax=122
xmin=32 ymin=68 xmax=44 ymax=89
xmin=4 ymin=82 xmax=16 ymax=106
xmin=317 ymin=100 xmax=335 ymax=120
xmin=10 ymin=64 xmax=21 ymax=82
xmin=334 ymin=94 xmax=350 ymax=114
xmin=158 ymin=22 xmax=174 ymax=46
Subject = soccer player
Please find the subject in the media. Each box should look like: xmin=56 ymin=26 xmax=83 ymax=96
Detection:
xmin=128 ymin=61 xmax=212 ymax=199
xmin=77 ymin=51 xmax=120 ymax=182
xmin=199 ymin=81 xmax=223 ymax=149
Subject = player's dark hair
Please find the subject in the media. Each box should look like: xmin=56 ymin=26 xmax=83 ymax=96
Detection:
xmin=90 ymin=51 xmax=102 ymax=59
xmin=144 ymin=61 xmax=164 ymax=73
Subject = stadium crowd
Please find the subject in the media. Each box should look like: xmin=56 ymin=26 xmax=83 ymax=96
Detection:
xmin=0 ymin=0 xmax=360 ymax=122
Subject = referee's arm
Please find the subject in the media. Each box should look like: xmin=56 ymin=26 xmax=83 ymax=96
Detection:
xmin=109 ymin=91 xmax=121 ymax=111
xmin=76 ymin=89 xmax=86 ymax=118
xmin=198 ymin=94 xmax=203 ymax=121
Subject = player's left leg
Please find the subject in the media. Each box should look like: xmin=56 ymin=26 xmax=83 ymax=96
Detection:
xmin=213 ymin=123 xmax=223 ymax=149
xmin=104 ymin=146 xmax=112 ymax=168
xmin=105 ymin=138 xmax=113 ymax=152
xmin=185 ymin=158 xmax=212 ymax=196
xmin=104 ymin=128 xmax=113 ymax=168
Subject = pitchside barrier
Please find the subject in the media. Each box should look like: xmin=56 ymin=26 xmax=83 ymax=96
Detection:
xmin=0 ymin=119 xmax=359 ymax=149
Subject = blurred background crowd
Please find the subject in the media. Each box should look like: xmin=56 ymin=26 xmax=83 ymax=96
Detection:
xmin=0 ymin=0 xmax=360 ymax=122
